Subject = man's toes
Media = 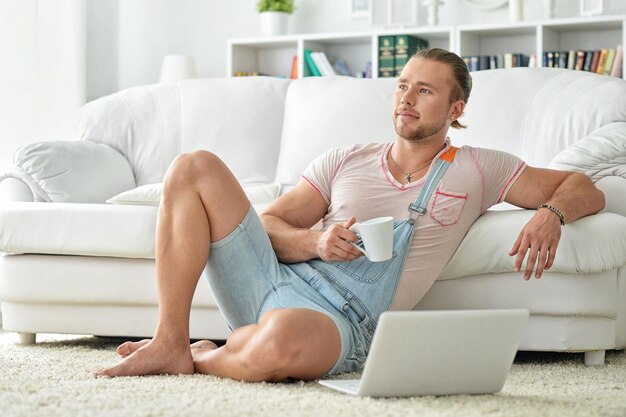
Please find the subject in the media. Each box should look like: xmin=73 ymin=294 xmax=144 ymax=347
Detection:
xmin=190 ymin=340 xmax=218 ymax=351
xmin=117 ymin=339 xmax=150 ymax=357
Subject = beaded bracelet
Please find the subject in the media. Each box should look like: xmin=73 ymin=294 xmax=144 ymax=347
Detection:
xmin=538 ymin=204 xmax=565 ymax=226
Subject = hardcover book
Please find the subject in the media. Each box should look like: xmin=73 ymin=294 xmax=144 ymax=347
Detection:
xmin=378 ymin=36 xmax=395 ymax=78
xmin=394 ymin=35 xmax=428 ymax=76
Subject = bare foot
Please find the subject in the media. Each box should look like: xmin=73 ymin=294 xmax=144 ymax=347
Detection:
xmin=190 ymin=340 xmax=219 ymax=374
xmin=117 ymin=339 xmax=150 ymax=358
xmin=95 ymin=339 xmax=194 ymax=377
xmin=190 ymin=340 xmax=218 ymax=352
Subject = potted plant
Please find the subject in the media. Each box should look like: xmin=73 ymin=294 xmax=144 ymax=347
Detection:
xmin=257 ymin=0 xmax=295 ymax=36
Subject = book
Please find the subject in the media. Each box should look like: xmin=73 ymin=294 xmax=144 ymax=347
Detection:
xmin=394 ymin=35 xmax=429 ymax=75
xmin=310 ymin=52 xmax=326 ymax=76
xmin=558 ymin=51 xmax=568 ymax=68
xmin=596 ymin=49 xmax=609 ymax=74
xmin=378 ymin=36 xmax=395 ymax=78
xmin=303 ymin=49 xmax=321 ymax=76
xmin=567 ymin=50 xmax=576 ymax=70
xmin=514 ymin=53 xmax=529 ymax=67
xmin=489 ymin=55 xmax=497 ymax=69
xmin=365 ymin=61 xmax=372 ymax=78
xmin=589 ymin=49 xmax=601 ymax=72
xmin=611 ymin=44 xmax=623 ymax=78
xmin=333 ymin=58 xmax=351 ymax=76
xmin=480 ymin=55 xmax=490 ymax=70
xmin=496 ymin=55 xmax=504 ymax=69
xmin=575 ymin=50 xmax=586 ymax=71
xmin=290 ymin=55 xmax=298 ymax=79
xmin=469 ymin=56 xmax=479 ymax=72
xmin=318 ymin=52 xmax=336 ymax=76
xmin=583 ymin=51 xmax=593 ymax=71
xmin=604 ymin=49 xmax=616 ymax=76
xmin=504 ymin=53 xmax=513 ymax=69
xmin=311 ymin=52 xmax=335 ymax=76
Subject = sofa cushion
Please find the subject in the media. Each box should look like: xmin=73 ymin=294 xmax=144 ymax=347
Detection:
xmin=106 ymin=182 xmax=282 ymax=206
xmin=449 ymin=69 xmax=626 ymax=167
xmin=77 ymin=77 xmax=291 ymax=187
xmin=0 ymin=202 xmax=158 ymax=258
xmin=0 ymin=140 xmax=135 ymax=204
xmin=440 ymin=210 xmax=626 ymax=280
xmin=0 ymin=202 xmax=271 ymax=258
xmin=275 ymin=76 xmax=397 ymax=190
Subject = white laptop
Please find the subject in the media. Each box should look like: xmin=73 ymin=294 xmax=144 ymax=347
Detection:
xmin=319 ymin=309 xmax=529 ymax=397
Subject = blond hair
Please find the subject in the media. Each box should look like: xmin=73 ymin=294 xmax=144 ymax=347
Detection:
xmin=411 ymin=48 xmax=472 ymax=129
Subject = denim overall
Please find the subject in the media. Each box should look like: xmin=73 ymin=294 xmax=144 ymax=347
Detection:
xmin=207 ymin=146 xmax=459 ymax=375
xmin=286 ymin=146 xmax=459 ymax=371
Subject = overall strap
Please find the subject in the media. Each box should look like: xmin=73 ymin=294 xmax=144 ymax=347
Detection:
xmin=408 ymin=146 xmax=458 ymax=223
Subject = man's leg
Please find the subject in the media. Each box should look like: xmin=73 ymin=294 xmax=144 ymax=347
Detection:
xmin=192 ymin=308 xmax=341 ymax=382
xmin=96 ymin=151 xmax=342 ymax=381
xmin=96 ymin=150 xmax=250 ymax=377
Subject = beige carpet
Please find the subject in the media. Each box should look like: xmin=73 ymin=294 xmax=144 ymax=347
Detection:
xmin=1 ymin=332 xmax=625 ymax=417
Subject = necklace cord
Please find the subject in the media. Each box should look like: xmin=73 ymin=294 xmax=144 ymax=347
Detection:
xmin=388 ymin=145 xmax=433 ymax=183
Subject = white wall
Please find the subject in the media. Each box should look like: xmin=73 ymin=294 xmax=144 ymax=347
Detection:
xmin=2 ymin=0 xmax=625 ymax=171
xmin=0 ymin=0 xmax=86 ymax=173
xmin=89 ymin=0 xmax=616 ymax=100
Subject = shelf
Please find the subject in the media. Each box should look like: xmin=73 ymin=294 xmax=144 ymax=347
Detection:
xmin=228 ymin=15 xmax=625 ymax=79
xmin=458 ymin=25 xmax=536 ymax=56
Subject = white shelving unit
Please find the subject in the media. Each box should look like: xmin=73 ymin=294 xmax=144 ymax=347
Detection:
xmin=228 ymin=27 xmax=454 ymax=79
xmin=228 ymin=15 xmax=625 ymax=80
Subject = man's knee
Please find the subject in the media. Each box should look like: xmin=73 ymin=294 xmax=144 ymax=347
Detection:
xmin=165 ymin=151 xmax=224 ymax=190
xmin=243 ymin=309 xmax=340 ymax=380
xmin=242 ymin=313 xmax=301 ymax=379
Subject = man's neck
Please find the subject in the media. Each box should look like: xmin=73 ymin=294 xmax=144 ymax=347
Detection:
xmin=390 ymin=136 xmax=447 ymax=170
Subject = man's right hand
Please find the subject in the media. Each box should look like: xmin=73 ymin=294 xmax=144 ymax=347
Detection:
xmin=316 ymin=217 xmax=364 ymax=262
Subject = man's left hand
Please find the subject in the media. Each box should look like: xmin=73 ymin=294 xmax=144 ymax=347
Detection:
xmin=508 ymin=210 xmax=562 ymax=280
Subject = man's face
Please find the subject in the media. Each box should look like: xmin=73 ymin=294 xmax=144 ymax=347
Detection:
xmin=392 ymin=57 xmax=458 ymax=142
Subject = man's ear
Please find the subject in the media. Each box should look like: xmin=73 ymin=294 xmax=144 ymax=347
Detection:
xmin=450 ymin=100 xmax=465 ymax=122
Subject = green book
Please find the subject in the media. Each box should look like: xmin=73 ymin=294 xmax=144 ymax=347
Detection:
xmin=604 ymin=49 xmax=616 ymax=76
xmin=378 ymin=36 xmax=396 ymax=78
xmin=303 ymin=49 xmax=321 ymax=77
xmin=394 ymin=35 xmax=429 ymax=75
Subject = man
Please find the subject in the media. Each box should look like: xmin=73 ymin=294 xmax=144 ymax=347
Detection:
xmin=96 ymin=48 xmax=604 ymax=381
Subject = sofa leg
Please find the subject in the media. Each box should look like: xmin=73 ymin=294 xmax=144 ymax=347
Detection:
xmin=18 ymin=332 xmax=36 ymax=345
xmin=584 ymin=350 xmax=605 ymax=366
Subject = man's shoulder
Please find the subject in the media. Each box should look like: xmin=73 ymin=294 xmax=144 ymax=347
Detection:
xmin=455 ymin=145 xmax=520 ymax=160
xmin=317 ymin=142 xmax=389 ymax=161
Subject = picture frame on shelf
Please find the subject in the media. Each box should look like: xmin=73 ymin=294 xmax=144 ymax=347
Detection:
xmin=371 ymin=0 xmax=418 ymax=28
xmin=350 ymin=0 xmax=372 ymax=19
xmin=580 ymin=0 xmax=604 ymax=16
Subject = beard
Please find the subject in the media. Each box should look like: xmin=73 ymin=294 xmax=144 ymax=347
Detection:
xmin=394 ymin=115 xmax=448 ymax=142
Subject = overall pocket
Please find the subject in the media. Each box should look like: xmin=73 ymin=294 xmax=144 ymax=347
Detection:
xmin=430 ymin=189 xmax=468 ymax=226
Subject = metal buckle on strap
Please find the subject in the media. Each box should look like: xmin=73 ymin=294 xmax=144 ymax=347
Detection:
xmin=408 ymin=203 xmax=426 ymax=224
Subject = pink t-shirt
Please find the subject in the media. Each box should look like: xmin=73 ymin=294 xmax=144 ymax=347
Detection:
xmin=302 ymin=140 xmax=526 ymax=310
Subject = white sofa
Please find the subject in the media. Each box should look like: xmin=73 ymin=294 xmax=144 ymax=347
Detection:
xmin=1 ymin=69 xmax=625 ymax=366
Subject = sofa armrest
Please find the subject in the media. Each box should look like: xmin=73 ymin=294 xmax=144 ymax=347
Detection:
xmin=0 ymin=176 xmax=35 ymax=203
xmin=549 ymin=121 xmax=626 ymax=217
xmin=0 ymin=140 xmax=136 ymax=204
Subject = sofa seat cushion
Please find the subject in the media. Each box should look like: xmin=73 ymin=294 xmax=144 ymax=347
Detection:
xmin=0 ymin=202 xmax=158 ymax=258
xmin=0 ymin=202 xmax=272 ymax=259
xmin=0 ymin=254 xmax=218 ymax=308
xmin=440 ymin=210 xmax=626 ymax=280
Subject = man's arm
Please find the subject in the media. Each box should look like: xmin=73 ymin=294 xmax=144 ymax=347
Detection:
xmin=505 ymin=167 xmax=605 ymax=280
xmin=260 ymin=179 xmax=363 ymax=263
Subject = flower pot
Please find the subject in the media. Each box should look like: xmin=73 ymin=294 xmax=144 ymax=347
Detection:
xmin=260 ymin=11 xmax=289 ymax=36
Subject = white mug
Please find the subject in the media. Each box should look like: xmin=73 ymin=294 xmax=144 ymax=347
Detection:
xmin=348 ymin=216 xmax=394 ymax=262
